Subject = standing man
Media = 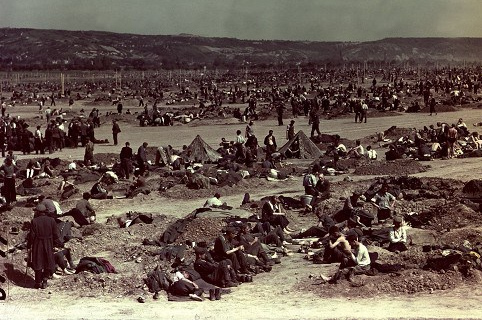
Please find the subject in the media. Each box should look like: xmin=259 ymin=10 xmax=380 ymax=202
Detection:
xmin=286 ymin=120 xmax=295 ymax=140
xmin=84 ymin=137 xmax=95 ymax=165
xmin=112 ymin=120 xmax=121 ymax=146
xmin=263 ymin=130 xmax=277 ymax=160
xmin=276 ymin=103 xmax=284 ymax=126
xmin=137 ymin=142 xmax=148 ymax=176
xmin=371 ymin=184 xmax=396 ymax=222
xmin=360 ymin=100 xmax=368 ymax=123
xmin=45 ymin=106 xmax=52 ymax=123
xmin=429 ymin=97 xmax=437 ymax=116
xmin=310 ymin=110 xmax=321 ymax=138
xmin=447 ymin=124 xmax=458 ymax=159
xmin=120 ymin=142 xmax=133 ymax=179
xmin=245 ymin=120 xmax=255 ymax=138
xmin=1 ymin=157 xmax=18 ymax=208
xmin=28 ymin=204 xmax=62 ymax=289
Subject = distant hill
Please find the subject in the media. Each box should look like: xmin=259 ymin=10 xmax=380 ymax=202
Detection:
xmin=0 ymin=28 xmax=480 ymax=70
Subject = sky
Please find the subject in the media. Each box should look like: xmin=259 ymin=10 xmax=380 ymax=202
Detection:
xmin=0 ymin=0 xmax=481 ymax=41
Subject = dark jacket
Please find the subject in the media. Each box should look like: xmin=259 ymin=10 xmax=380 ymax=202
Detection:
xmin=28 ymin=215 xmax=61 ymax=270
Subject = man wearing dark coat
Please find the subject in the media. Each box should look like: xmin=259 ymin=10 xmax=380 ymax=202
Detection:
xmin=112 ymin=120 xmax=121 ymax=146
xmin=263 ymin=130 xmax=277 ymax=160
xmin=28 ymin=204 xmax=62 ymax=289
xmin=120 ymin=141 xmax=133 ymax=179
xmin=137 ymin=142 xmax=148 ymax=176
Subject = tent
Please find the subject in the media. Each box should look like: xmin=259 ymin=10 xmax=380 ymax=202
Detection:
xmin=278 ymin=130 xmax=323 ymax=159
xmin=182 ymin=135 xmax=221 ymax=163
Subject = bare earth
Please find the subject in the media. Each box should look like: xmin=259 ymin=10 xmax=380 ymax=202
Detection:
xmin=1 ymin=101 xmax=482 ymax=320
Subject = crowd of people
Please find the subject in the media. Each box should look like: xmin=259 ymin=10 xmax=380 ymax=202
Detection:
xmin=0 ymin=65 xmax=480 ymax=302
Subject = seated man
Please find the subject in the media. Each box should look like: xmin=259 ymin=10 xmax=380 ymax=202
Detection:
xmin=328 ymin=233 xmax=371 ymax=284
xmin=126 ymin=173 xmax=150 ymax=198
xmin=39 ymin=195 xmax=61 ymax=218
xmin=203 ymin=193 xmax=231 ymax=209
xmin=303 ymin=168 xmax=320 ymax=197
xmin=212 ymin=227 xmax=251 ymax=276
xmin=388 ymin=216 xmax=408 ymax=253
xmin=58 ymin=176 xmax=77 ymax=200
xmin=64 ymin=192 xmax=96 ymax=226
xmin=193 ymin=246 xmax=238 ymax=288
xmin=261 ymin=196 xmax=292 ymax=233
xmin=90 ymin=181 xmax=110 ymax=199
xmin=322 ymin=226 xmax=352 ymax=264
xmin=332 ymin=192 xmax=363 ymax=224
xmin=335 ymin=142 xmax=347 ymax=157
xmin=346 ymin=140 xmax=365 ymax=159
xmin=314 ymin=173 xmax=330 ymax=200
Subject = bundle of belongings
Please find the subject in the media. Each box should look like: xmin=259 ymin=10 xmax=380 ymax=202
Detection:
xmin=75 ymin=257 xmax=117 ymax=274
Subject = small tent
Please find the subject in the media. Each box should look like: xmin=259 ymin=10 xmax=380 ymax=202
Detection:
xmin=182 ymin=135 xmax=221 ymax=163
xmin=278 ymin=130 xmax=323 ymax=159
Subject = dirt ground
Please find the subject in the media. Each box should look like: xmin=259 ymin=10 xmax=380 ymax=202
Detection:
xmin=1 ymin=96 xmax=482 ymax=320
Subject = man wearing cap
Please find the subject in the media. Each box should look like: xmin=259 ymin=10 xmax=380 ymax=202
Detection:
xmin=213 ymin=227 xmax=251 ymax=276
xmin=120 ymin=142 xmax=133 ymax=179
xmin=28 ymin=204 xmax=62 ymax=289
xmin=194 ymin=246 xmax=237 ymax=290
xmin=388 ymin=216 xmax=408 ymax=253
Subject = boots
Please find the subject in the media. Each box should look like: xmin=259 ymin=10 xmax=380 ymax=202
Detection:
xmin=215 ymin=288 xmax=221 ymax=300
xmin=328 ymin=270 xmax=342 ymax=284
xmin=209 ymin=289 xmax=216 ymax=301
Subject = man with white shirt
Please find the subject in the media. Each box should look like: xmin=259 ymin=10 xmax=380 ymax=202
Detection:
xmin=329 ymin=233 xmax=371 ymax=284
xmin=388 ymin=216 xmax=408 ymax=253
xmin=204 ymin=193 xmax=224 ymax=208
xmin=347 ymin=140 xmax=365 ymax=158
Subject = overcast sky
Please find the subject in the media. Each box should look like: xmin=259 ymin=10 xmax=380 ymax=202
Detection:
xmin=0 ymin=0 xmax=481 ymax=41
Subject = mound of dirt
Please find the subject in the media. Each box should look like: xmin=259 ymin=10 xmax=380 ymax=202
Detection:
xmin=418 ymin=202 xmax=482 ymax=231
xmin=383 ymin=126 xmax=413 ymax=139
xmin=175 ymin=217 xmax=227 ymax=244
xmin=354 ymin=159 xmax=428 ymax=175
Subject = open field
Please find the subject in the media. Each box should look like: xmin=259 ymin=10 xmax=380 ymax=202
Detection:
xmin=0 ymin=85 xmax=481 ymax=320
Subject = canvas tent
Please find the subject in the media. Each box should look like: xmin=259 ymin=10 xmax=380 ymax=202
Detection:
xmin=278 ymin=130 xmax=323 ymax=159
xmin=182 ymin=135 xmax=221 ymax=163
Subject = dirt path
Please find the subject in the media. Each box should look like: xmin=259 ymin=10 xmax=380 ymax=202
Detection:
xmin=1 ymin=260 xmax=481 ymax=320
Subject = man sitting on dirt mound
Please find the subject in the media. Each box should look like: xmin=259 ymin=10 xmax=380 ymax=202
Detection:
xmin=322 ymin=226 xmax=353 ymax=264
xmin=203 ymin=193 xmax=231 ymax=209
xmin=126 ymin=173 xmax=151 ymax=198
xmin=212 ymin=227 xmax=253 ymax=280
xmin=63 ymin=192 xmax=96 ymax=226
xmin=194 ymin=245 xmax=238 ymax=289
xmin=388 ymin=216 xmax=408 ymax=253
xmin=328 ymin=233 xmax=371 ymax=284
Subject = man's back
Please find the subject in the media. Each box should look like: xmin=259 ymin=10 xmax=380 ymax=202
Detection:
xmin=120 ymin=146 xmax=133 ymax=159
